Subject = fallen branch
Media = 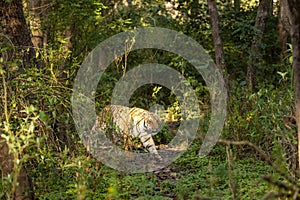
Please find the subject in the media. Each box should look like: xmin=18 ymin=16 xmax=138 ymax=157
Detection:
xmin=218 ymin=139 xmax=298 ymax=187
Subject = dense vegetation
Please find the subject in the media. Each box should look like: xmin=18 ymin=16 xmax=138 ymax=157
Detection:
xmin=1 ymin=0 xmax=300 ymax=199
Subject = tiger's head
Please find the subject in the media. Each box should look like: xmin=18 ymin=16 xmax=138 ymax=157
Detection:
xmin=130 ymin=109 xmax=159 ymax=137
xmin=142 ymin=111 xmax=160 ymax=135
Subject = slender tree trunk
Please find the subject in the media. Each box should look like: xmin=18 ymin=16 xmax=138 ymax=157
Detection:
xmin=207 ymin=0 xmax=229 ymax=95
xmin=281 ymin=0 xmax=300 ymax=169
xmin=246 ymin=0 xmax=272 ymax=92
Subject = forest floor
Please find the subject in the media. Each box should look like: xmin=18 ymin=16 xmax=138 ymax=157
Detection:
xmin=31 ymin=139 xmax=275 ymax=200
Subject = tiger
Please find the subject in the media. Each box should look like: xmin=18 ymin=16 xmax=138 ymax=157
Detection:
xmin=91 ymin=105 xmax=161 ymax=156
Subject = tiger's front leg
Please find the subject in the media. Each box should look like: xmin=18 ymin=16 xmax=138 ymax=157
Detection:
xmin=123 ymin=133 xmax=132 ymax=151
xmin=139 ymin=135 xmax=162 ymax=160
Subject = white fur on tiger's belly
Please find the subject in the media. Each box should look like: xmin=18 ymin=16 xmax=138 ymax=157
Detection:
xmin=93 ymin=105 xmax=161 ymax=156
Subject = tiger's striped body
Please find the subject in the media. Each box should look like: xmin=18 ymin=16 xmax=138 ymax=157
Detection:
xmin=93 ymin=105 xmax=160 ymax=154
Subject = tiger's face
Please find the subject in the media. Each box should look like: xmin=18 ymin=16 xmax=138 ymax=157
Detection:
xmin=142 ymin=112 xmax=160 ymax=135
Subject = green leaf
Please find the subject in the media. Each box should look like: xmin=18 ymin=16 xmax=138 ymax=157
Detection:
xmin=39 ymin=111 xmax=49 ymax=122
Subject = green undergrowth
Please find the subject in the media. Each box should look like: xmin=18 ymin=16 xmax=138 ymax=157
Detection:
xmin=30 ymin=142 xmax=274 ymax=200
xmin=1 ymin=65 xmax=293 ymax=199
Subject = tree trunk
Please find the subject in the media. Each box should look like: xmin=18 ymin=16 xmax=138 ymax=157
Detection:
xmin=289 ymin=2 xmax=300 ymax=171
xmin=0 ymin=139 xmax=33 ymax=200
xmin=278 ymin=5 xmax=289 ymax=63
xmin=207 ymin=0 xmax=229 ymax=95
xmin=246 ymin=0 xmax=272 ymax=92
xmin=234 ymin=0 xmax=240 ymax=12
xmin=293 ymin=22 xmax=300 ymax=172
xmin=0 ymin=0 xmax=36 ymax=68
xmin=27 ymin=0 xmax=50 ymax=49
xmin=278 ymin=0 xmax=289 ymax=62
xmin=280 ymin=0 xmax=300 ymax=169
xmin=0 ymin=0 xmax=35 ymax=199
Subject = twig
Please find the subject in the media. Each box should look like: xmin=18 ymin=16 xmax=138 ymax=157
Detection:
xmin=262 ymin=176 xmax=294 ymax=191
xmin=1 ymin=67 xmax=9 ymax=125
xmin=261 ymin=191 xmax=286 ymax=200
xmin=226 ymin=146 xmax=237 ymax=200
